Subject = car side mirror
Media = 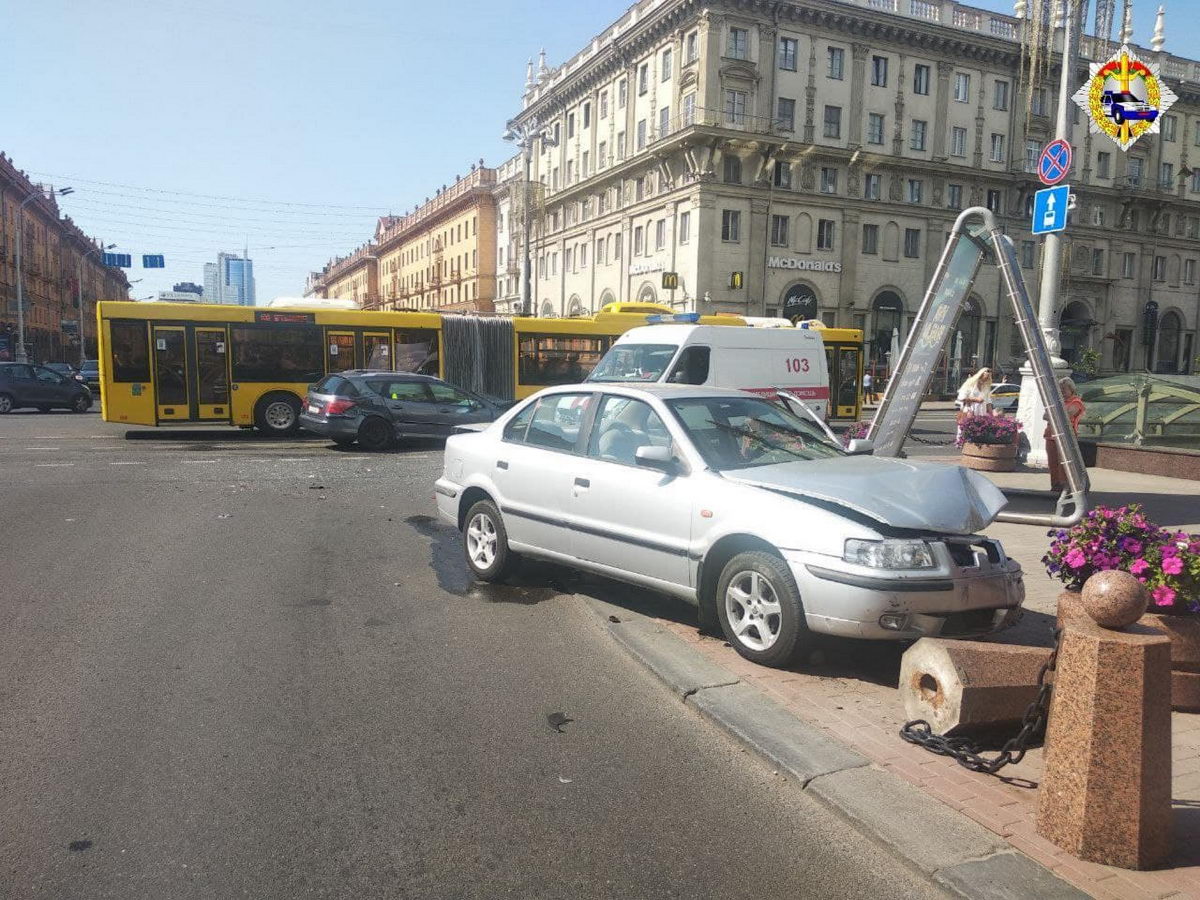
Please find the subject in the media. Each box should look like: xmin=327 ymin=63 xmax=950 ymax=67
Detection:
xmin=846 ymin=439 xmax=874 ymax=455
xmin=635 ymin=445 xmax=677 ymax=472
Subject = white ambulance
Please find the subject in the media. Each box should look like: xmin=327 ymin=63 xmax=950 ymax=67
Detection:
xmin=585 ymin=314 xmax=831 ymax=419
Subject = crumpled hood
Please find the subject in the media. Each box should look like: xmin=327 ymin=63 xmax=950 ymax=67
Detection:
xmin=722 ymin=455 xmax=1008 ymax=534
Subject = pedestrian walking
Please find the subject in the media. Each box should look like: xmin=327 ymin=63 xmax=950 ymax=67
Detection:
xmin=955 ymin=367 xmax=993 ymax=442
xmin=862 ymin=371 xmax=875 ymax=404
xmin=1045 ymin=377 xmax=1086 ymax=493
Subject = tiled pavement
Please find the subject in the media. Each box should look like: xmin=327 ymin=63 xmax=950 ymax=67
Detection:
xmin=660 ymin=465 xmax=1200 ymax=899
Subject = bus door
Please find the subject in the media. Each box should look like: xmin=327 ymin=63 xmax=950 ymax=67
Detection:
xmin=326 ymin=331 xmax=357 ymax=373
xmin=830 ymin=344 xmax=863 ymax=420
xmin=152 ymin=326 xmax=189 ymax=421
xmin=193 ymin=327 xmax=231 ymax=421
xmin=363 ymin=332 xmax=391 ymax=370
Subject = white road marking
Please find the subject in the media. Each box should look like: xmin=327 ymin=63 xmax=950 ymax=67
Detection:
xmin=182 ymin=459 xmax=222 ymax=464
xmin=33 ymin=435 xmax=66 ymax=439
xmin=35 ymin=463 xmax=75 ymax=468
xmin=26 ymin=447 xmax=59 ymax=451
xmin=277 ymin=458 xmax=315 ymax=462
xmin=109 ymin=461 xmax=146 ymax=466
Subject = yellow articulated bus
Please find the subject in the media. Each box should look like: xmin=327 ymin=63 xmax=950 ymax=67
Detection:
xmin=96 ymin=300 xmax=862 ymax=434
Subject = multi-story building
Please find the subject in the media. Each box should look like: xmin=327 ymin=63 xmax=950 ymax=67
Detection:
xmin=0 ymin=152 xmax=129 ymax=362
xmin=506 ymin=0 xmax=1199 ymax=375
xmin=312 ymin=164 xmax=499 ymax=314
xmin=493 ymin=154 xmax=527 ymax=314
xmin=203 ymin=252 xmax=256 ymax=306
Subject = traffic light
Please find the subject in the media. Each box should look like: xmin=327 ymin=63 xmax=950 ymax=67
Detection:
xmin=662 ymin=272 xmax=679 ymax=290
xmin=730 ymin=271 xmax=744 ymax=290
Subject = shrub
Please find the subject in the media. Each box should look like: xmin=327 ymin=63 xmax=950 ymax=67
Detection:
xmin=840 ymin=421 xmax=870 ymax=449
xmin=1042 ymin=503 xmax=1200 ymax=614
xmin=957 ymin=413 xmax=1021 ymax=448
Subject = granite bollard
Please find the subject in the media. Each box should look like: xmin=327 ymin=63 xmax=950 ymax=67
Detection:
xmin=1037 ymin=572 xmax=1173 ymax=870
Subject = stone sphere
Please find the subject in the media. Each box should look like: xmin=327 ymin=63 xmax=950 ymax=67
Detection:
xmin=1081 ymin=570 xmax=1149 ymax=629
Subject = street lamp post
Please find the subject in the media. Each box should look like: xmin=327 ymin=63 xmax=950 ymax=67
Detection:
xmin=78 ymin=242 xmax=116 ymax=367
xmin=504 ymin=119 xmax=557 ymax=317
xmin=15 ymin=185 xmax=73 ymax=363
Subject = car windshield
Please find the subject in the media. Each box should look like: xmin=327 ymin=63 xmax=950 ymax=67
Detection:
xmin=1112 ymin=92 xmax=1139 ymax=102
xmin=587 ymin=344 xmax=677 ymax=383
xmin=668 ymin=396 xmax=844 ymax=470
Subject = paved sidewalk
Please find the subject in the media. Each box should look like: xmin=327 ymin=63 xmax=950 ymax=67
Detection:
xmin=645 ymin=466 xmax=1200 ymax=899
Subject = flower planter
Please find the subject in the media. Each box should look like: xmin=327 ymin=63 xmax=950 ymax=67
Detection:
xmin=1058 ymin=589 xmax=1200 ymax=712
xmin=960 ymin=441 xmax=1018 ymax=472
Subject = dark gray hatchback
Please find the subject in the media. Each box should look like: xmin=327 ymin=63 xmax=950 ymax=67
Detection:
xmin=0 ymin=362 xmax=94 ymax=414
xmin=300 ymin=371 xmax=509 ymax=451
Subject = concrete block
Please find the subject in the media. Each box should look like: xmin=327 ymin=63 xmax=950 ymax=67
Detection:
xmin=935 ymin=852 xmax=1091 ymax=899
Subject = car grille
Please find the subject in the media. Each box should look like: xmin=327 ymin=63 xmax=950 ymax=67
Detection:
xmin=944 ymin=538 xmax=1003 ymax=568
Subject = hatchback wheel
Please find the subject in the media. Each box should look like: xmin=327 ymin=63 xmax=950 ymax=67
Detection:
xmin=357 ymin=417 xmax=393 ymax=451
xmin=462 ymin=499 xmax=514 ymax=582
xmin=0 ymin=393 xmax=13 ymax=414
xmin=715 ymin=551 xmax=810 ymax=668
xmin=71 ymin=393 xmax=92 ymax=413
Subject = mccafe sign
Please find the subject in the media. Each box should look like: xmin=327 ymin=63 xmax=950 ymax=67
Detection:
xmin=767 ymin=257 xmax=842 ymax=273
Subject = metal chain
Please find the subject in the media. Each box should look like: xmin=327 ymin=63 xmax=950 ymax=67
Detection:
xmin=907 ymin=433 xmax=957 ymax=446
xmin=900 ymin=628 xmax=1062 ymax=775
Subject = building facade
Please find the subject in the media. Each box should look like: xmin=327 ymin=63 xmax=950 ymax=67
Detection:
xmin=0 ymin=152 xmax=129 ymax=362
xmin=506 ymin=0 xmax=1200 ymax=375
xmin=203 ymin=252 xmax=256 ymax=306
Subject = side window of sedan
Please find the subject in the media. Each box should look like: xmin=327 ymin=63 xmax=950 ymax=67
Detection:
xmin=588 ymin=396 xmax=672 ymax=466
xmin=428 ymin=383 xmax=475 ymax=407
xmin=524 ymin=393 xmax=594 ymax=452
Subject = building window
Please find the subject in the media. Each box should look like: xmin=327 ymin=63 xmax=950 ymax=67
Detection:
xmin=659 ymin=105 xmax=670 ymax=139
xmin=1021 ymin=240 xmax=1036 ymax=269
xmin=770 ymin=215 xmax=790 ymax=247
xmin=951 ymin=126 xmax=967 ymax=157
xmin=634 ymin=226 xmax=644 ymax=255
xmin=954 ymin=72 xmax=970 ymax=102
xmin=723 ymin=155 xmax=742 ymax=184
xmin=1092 ymin=248 xmax=1105 ymax=275
xmin=583 ymin=103 xmax=591 ymax=128
xmin=864 ymin=173 xmax=881 ymax=200
xmin=682 ymin=93 xmax=696 ymax=126
xmin=911 ymin=119 xmax=927 ymax=151
xmin=1097 ymin=151 xmax=1111 ymax=179
xmin=598 ymin=141 xmax=608 ymax=168
xmin=635 ymin=176 xmax=646 ymax=200
xmin=728 ymin=27 xmax=748 ymax=59
xmin=817 ymin=219 xmax=835 ymax=251
xmin=1185 ymin=259 xmax=1196 ymax=283
xmin=1163 ymin=114 xmax=1177 ymax=141
xmin=1025 ymin=140 xmax=1041 ymax=172
xmin=908 ymin=179 xmax=924 ymax=204
xmin=617 ymin=132 xmax=626 ymax=160
xmin=638 ymin=63 xmax=650 ymax=95
xmin=862 ymin=223 xmax=879 ymax=254
xmin=600 ymin=91 xmax=609 ymax=119
xmin=777 ymin=97 xmax=796 ymax=131
xmin=993 ymin=79 xmax=1010 ymax=110
xmin=940 ymin=183 xmax=961 ymax=210
xmin=1031 ymin=87 xmax=1049 ymax=117
xmin=989 ymin=133 xmax=1006 ymax=163
xmin=1153 ymin=255 xmax=1166 ymax=281
xmin=725 ymin=89 xmax=748 ymax=126
xmin=662 ymin=47 xmax=673 ymax=81
xmin=636 ymin=119 xmax=647 ymax=150
xmin=686 ymin=31 xmax=699 ymax=63
xmin=823 ymin=105 xmax=842 ymax=139
xmin=775 ymin=161 xmax=793 ymax=189
xmin=1128 ymin=156 xmax=1143 ymax=186
xmin=867 ymin=113 xmax=885 ymax=145
xmin=904 ymin=228 xmax=920 ymax=258
xmin=871 ymin=55 xmax=888 ymax=87
xmin=986 ymin=188 xmax=1002 ymax=211
xmin=656 ymin=218 xmax=667 ymax=250
xmin=568 ymin=112 xmax=576 ymax=139
xmin=913 ymin=64 xmax=930 ymax=95
xmin=1122 ymin=252 xmax=1136 ymax=278
xmin=581 ymin=151 xmax=590 ymax=177
xmin=827 ymin=46 xmax=844 ymax=79
xmin=1161 ymin=162 xmax=1174 ymax=189
xmin=564 ymin=247 xmax=573 ymax=272
xmin=618 ymin=79 xmax=628 ymax=108
xmin=779 ymin=37 xmax=798 ymax=70
xmin=722 ymin=209 xmax=741 ymax=242
xmin=679 ymin=211 xmax=691 ymax=244
xmin=614 ymin=234 xmax=622 ymax=260
xmin=820 ymin=166 xmax=837 ymax=193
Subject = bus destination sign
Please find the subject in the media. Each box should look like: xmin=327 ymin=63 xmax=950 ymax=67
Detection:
xmin=255 ymin=311 xmax=315 ymax=324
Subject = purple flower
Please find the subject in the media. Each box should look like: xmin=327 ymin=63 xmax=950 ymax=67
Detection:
xmin=1130 ymin=558 xmax=1151 ymax=576
xmin=1163 ymin=556 xmax=1184 ymax=575
xmin=1162 ymin=545 xmax=1179 ymax=559
xmin=1121 ymin=538 xmax=1144 ymax=555
xmin=1153 ymin=586 xmax=1177 ymax=607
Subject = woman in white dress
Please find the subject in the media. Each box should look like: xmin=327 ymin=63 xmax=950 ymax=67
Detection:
xmin=955 ymin=368 xmax=994 ymax=441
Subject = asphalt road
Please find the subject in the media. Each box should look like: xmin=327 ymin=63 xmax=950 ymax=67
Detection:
xmin=0 ymin=410 xmax=945 ymax=900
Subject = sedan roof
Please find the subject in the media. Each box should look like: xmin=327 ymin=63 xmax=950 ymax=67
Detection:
xmin=535 ymin=382 xmax=768 ymax=402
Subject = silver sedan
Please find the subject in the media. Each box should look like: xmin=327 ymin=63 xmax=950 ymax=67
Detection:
xmin=435 ymin=384 xmax=1024 ymax=668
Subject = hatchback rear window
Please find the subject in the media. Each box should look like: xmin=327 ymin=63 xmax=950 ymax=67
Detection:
xmin=315 ymin=375 xmax=358 ymax=396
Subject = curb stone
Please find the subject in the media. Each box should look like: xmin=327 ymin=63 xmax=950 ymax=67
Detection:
xmin=583 ymin=596 xmax=1088 ymax=899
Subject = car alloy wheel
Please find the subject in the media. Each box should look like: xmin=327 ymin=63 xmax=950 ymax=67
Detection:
xmin=72 ymin=394 xmax=91 ymax=413
xmin=724 ymin=570 xmax=783 ymax=652
xmin=0 ymin=394 xmax=12 ymax=414
xmin=466 ymin=512 xmax=498 ymax=570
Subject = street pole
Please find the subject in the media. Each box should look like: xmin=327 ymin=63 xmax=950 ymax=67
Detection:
xmin=1017 ymin=0 xmax=1085 ymax=466
xmin=523 ymin=146 xmax=533 ymax=317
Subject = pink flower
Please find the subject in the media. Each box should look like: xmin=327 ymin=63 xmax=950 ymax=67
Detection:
xmin=1162 ymin=545 xmax=1178 ymax=559
xmin=1065 ymin=548 xmax=1087 ymax=569
xmin=1163 ymin=556 xmax=1184 ymax=575
xmin=1152 ymin=586 xmax=1177 ymax=607
xmin=1121 ymin=538 xmax=1144 ymax=555
xmin=1130 ymin=558 xmax=1151 ymax=575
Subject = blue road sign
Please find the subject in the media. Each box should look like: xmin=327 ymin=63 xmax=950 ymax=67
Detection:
xmin=1032 ymin=185 xmax=1070 ymax=235
xmin=103 ymin=252 xmax=133 ymax=268
xmin=1038 ymin=139 xmax=1072 ymax=186
xmin=142 ymin=254 xmax=165 ymax=269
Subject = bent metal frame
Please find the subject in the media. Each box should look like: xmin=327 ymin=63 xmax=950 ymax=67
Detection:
xmin=866 ymin=207 xmax=1089 ymax=527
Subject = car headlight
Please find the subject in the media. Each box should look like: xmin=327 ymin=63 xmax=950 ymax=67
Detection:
xmin=844 ymin=539 xmax=935 ymax=569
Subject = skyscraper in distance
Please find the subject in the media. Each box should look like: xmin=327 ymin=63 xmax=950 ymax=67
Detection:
xmin=203 ymin=252 xmax=256 ymax=305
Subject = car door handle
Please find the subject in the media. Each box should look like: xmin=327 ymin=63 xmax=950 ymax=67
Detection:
xmin=574 ymin=477 xmax=590 ymax=488
xmin=496 ymin=460 xmax=509 ymax=470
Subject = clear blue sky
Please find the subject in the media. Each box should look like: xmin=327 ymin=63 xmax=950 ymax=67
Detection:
xmin=3 ymin=0 xmax=1192 ymax=303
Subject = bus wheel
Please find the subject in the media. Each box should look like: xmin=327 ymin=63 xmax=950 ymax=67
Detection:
xmin=254 ymin=393 xmax=301 ymax=436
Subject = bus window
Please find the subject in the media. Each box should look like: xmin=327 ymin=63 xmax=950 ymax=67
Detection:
xmin=837 ymin=347 xmax=860 ymax=412
xmin=326 ymin=332 xmax=356 ymax=372
xmin=364 ymin=334 xmax=391 ymax=370
xmin=110 ymin=321 xmax=151 ymax=382
xmin=394 ymin=329 xmax=439 ymax=375
xmin=230 ymin=325 xmax=324 ymax=383
xmin=518 ymin=335 xmax=610 ymax=386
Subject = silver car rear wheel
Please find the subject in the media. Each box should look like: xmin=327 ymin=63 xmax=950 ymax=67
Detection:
xmin=724 ymin=570 xmax=783 ymax=652
xmin=461 ymin=499 xmax=514 ymax=582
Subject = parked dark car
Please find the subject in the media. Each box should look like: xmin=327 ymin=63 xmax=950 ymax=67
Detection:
xmin=78 ymin=359 xmax=101 ymax=393
xmin=300 ymin=371 xmax=511 ymax=451
xmin=45 ymin=362 xmax=87 ymax=384
xmin=0 ymin=362 xmax=94 ymax=414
